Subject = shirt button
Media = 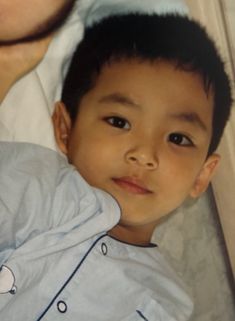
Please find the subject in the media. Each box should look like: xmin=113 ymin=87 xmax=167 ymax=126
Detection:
xmin=101 ymin=242 xmax=108 ymax=255
xmin=57 ymin=300 xmax=67 ymax=313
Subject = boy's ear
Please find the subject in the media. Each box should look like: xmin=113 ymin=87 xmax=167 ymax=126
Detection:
xmin=52 ymin=101 xmax=71 ymax=155
xmin=190 ymin=153 xmax=220 ymax=198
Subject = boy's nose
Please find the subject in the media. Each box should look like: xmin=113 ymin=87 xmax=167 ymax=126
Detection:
xmin=125 ymin=146 xmax=158 ymax=170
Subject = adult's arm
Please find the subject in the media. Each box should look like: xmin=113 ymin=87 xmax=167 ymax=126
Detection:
xmin=0 ymin=36 xmax=52 ymax=102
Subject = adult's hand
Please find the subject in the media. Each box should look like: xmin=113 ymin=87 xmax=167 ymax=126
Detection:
xmin=0 ymin=35 xmax=52 ymax=102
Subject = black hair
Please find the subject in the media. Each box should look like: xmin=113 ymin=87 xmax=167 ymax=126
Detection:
xmin=62 ymin=14 xmax=232 ymax=155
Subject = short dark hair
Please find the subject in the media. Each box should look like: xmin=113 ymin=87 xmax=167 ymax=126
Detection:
xmin=62 ymin=14 xmax=232 ymax=155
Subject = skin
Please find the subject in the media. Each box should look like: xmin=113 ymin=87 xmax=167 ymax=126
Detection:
xmin=0 ymin=0 xmax=75 ymax=42
xmin=0 ymin=36 xmax=52 ymax=101
xmin=53 ymin=59 xmax=220 ymax=245
xmin=0 ymin=0 xmax=75 ymax=101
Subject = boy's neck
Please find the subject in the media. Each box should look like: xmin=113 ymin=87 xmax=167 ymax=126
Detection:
xmin=108 ymin=223 xmax=156 ymax=246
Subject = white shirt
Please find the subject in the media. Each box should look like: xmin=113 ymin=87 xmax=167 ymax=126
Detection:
xmin=0 ymin=142 xmax=193 ymax=321
xmin=0 ymin=0 xmax=188 ymax=150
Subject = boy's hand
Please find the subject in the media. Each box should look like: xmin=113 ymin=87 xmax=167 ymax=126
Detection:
xmin=0 ymin=35 xmax=52 ymax=102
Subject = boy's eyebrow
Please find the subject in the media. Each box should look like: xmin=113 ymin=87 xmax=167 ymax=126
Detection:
xmin=98 ymin=93 xmax=141 ymax=108
xmin=99 ymin=94 xmax=208 ymax=131
xmin=169 ymin=112 xmax=208 ymax=132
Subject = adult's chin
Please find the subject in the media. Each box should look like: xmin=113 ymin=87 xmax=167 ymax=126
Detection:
xmin=0 ymin=0 xmax=75 ymax=44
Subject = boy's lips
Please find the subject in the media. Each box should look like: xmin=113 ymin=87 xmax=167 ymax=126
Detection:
xmin=112 ymin=177 xmax=152 ymax=195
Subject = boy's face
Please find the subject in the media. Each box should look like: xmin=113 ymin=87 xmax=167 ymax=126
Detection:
xmin=0 ymin=0 xmax=75 ymax=43
xmin=54 ymin=59 xmax=219 ymax=244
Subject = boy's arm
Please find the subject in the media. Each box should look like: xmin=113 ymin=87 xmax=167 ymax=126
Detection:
xmin=0 ymin=35 xmax=52 ymax=102
xmin=0 ymin=142 xmax=58 ymax=263
xmin=0 ymin=142 xmax=72 ymax=264
xmin=0 ymin=142 xmax=120 ymax=265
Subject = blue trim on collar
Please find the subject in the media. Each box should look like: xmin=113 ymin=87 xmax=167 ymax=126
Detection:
xmin=107 ymin=234 xmax=157 ymax=248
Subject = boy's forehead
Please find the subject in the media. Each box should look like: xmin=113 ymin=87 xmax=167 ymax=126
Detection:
xmin=84 ymin=59 xmax=213 ymax=132
xmin=98 ymin=58 xmax=211 ymax=99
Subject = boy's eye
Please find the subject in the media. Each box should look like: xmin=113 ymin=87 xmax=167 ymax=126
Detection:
xmin=104 ymin=116 xmax=130 ymax=129
xmin=168 ymin=133 xmax=194 ymax=146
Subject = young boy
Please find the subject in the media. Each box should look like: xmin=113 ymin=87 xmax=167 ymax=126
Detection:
xmin=0 ymin=13 xmax=232 ymax=321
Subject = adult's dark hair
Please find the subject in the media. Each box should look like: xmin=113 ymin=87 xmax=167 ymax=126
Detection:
xmin=62 ymin=14 xmax=232 ymax=155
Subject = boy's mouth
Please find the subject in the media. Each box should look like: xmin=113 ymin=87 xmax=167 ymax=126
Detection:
xmin=112 ymin=177 xmax=152 ymax=195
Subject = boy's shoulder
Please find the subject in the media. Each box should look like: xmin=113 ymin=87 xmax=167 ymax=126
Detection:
xmin=0 ymin=141 xmax=119 ymax=211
